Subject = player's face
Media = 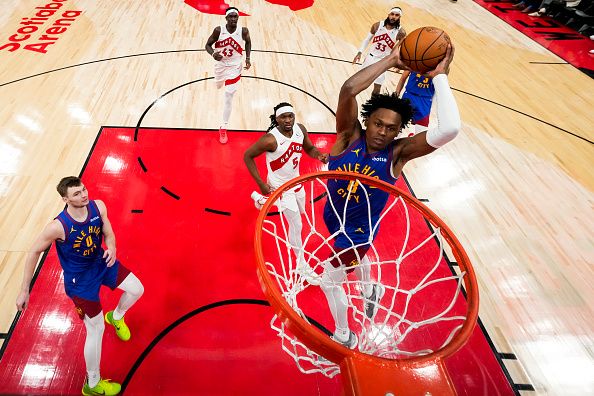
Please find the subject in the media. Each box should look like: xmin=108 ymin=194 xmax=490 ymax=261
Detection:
xmin=386 ymin=12 xmax=401 ymax=25
xmin=63 ymin=184 xmax=89 ymax=208
xmin=225 ymin=13 xmax=239 ymax=28
xmin=365 ymin=109 xmax=402 ymax=152
xmin=276 ymin=112 xmax=295 ymax=132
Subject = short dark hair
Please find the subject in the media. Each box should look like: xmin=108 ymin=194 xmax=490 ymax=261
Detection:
xmin=360 ymin=93 xmax=413 ymax=128
xmin=267 ymin=102 xmax=293 ymax=132
xmin=57 ymin=176 xmax=82 ymax=197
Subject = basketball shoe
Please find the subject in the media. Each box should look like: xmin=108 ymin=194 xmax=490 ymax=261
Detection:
xmin=105 ymin=311 xmax=131 ymax=341
xmin=332 ymin=329 xmax=358 ymax=349
xmin=363 ymin=283 xmax=385 ymax=319
xmin=219 ymin=127 xmax=228 ymax=144
xmin=82 ymin=378 xmax=121 ymax=396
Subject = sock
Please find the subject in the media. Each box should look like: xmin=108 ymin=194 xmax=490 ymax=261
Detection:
xmin=83 ymin=313 xmax=105 ymax=388
xmin=222 ymin=90 xmax=235 ymax=126
xmin=113 ymin=273 xmax=144 ymax=320
xmin=320 ymin=262 xmax=349 ymax=331
xmin=283 ymin=208 xmax=304 ymax=265
xmin=354 ymin=255 xmax=373 ymax=297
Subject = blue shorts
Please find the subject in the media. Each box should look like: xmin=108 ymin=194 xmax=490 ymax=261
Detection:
xmin=63 ymin=259 xmax=130 ymax=302
xmin=402 ymin=92 xmax=432 ymax=124
xmin=323 ymin=207 xmax=376 ymax=249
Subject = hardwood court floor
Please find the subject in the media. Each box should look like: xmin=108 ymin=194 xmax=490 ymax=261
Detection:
xmin=0 ymin=0 xmax=593 ymax=394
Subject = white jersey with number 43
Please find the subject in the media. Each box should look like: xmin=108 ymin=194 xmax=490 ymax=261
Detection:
xmin=369 ymin=21 xmax=400 ymax=59
xmin=215 ymin=24 xmax=245 ymax=66
xmin=265 ymin=124 xmax=304 ymax=190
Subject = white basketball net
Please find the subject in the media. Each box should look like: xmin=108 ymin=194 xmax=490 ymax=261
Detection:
xmin=259 ymin=175 xmax=468 ymax=378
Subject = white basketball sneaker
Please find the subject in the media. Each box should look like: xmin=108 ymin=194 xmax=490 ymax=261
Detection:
xmin=363 ymin=283 xmax=386 ymax=319
xmin=250 ymin=191 xmax=268 ymax=209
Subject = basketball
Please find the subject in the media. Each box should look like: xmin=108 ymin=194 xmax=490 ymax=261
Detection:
xmin=399 ymin=26 xmax=450 ymax=74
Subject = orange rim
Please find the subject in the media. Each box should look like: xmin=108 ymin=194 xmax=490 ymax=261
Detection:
xmin=254 ymin=170 xmax=479 ymax=368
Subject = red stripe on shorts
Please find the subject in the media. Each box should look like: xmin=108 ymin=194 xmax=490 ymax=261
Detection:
xmin=225 ymin=74 xmax=241 ymax=86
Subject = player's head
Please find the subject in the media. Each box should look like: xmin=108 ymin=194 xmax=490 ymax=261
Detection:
xmin=361 ymin=93 xmax=413 ymax=151
xmin=267 ymin=102 xmax=295 ymax=132
xmin=57 ymin=176 xmax=88 ymax=208
xmin=225 ymin=7 xmax=239 ymax=27
xmin=385 ymin=7 xmax=402 ymax=27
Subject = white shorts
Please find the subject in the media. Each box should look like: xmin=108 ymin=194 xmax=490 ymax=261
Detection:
xmin=214 ymin=61 xmax=242 ymax=92
xmin=361 ymin=54 xmax=387 ymax=85
xmin=274 ymin=187 xmax=306 ymax=214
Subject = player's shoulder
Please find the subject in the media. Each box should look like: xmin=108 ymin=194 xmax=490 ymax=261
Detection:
xmin=93 ymin=199 xmax=107 ymax=214
xmin=45 ymin=219 xmax=66 ymax=239
xmin=296 ymin=123 xmax=307 ymax=132
xmin=371 ymin=21 xmax=380 ymax=32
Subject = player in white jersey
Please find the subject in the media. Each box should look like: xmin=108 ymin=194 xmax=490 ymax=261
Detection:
xmin=244 ymin=103 xmax=328 ymax=285
xmin=352 ymin=7 xmax=406 ymax=96
xmin=205 ymin=7 xmax=252 ymax=144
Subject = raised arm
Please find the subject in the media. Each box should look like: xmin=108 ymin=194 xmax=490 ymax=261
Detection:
xmin=96 ymin=200 xmax=117 ymax=267
xmin=334 ymin=47 xmax=409 ymax=155
xmin=243 ymin=134 xmax=277 ymax=195
xmin=205 ymin=27 xmax=223 ymax=61
xmin=16 ymin=220 xmax=64 ymax=310
xmin=300 ymin=123 xmax=328 ymax=163
xmin=243 ymin=27 xmax=251 ymax=69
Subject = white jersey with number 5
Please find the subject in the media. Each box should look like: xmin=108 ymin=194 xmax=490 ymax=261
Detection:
xmin=368 ymin=21 xmax=400 ymax=59
xmin=266 ymin=124 xmax=304 ymax=190
xmin=215 ymin=24 xmax=245 ymax=66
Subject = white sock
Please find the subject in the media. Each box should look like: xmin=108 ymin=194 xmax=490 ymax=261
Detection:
xmin=83 ymin=313 xmax=105 ymax=388
xmin=222 ymin=91 xmax=235 ymax=125
xmin=113 ymin=273 xmax=144 ymax=320
xmin=320 ymin=262 xmax=349 ymax=331
xmin=354 ymin=255 xmax=373 ymax=297
xmin=283 ymin=208 xmax=304 ymax=265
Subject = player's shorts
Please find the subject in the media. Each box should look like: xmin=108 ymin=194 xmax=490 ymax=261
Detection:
xmin=214 ymin=61 xmax=242 ymax=92
xmin=273 ymin=185 xmax=306 ymax=214
xmin=361 ymin=54 xmax=387 ymax=85
xmin=402 ymin=91 xmax=432 ymax=126
xmin=65 ymin=259 xmax=131 ymax=319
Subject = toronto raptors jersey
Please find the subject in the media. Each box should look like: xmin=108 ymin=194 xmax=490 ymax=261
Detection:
xmin=368 ymin=21 xmax=400 ymax=59
xmin=265 ymin=124 xmax=304 ymax=189
xmin=214 ymin=24 xmax=245 ymax=66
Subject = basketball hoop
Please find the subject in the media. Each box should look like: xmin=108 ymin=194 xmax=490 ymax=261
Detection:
xmin=254 ymin=171 xmax=478 ymax=396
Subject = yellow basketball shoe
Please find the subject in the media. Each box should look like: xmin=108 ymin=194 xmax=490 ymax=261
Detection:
xmin=105 ymin=311 xmax=131 ymax=341
xmin=82 ymin=378 xmax=121 ymax=396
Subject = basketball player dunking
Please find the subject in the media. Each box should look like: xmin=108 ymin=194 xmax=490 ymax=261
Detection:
xmin=244 ymin=103 xmax=328 ymax=285
xmin=205 ymin=7 xmax=252 ymax=144
xmin=321 ymin=44 xmax=459 ymax=348
xmin=16 ymin=177 xmax=144 ymax=396
xmin=352 ymin=7 xmax=407 ymax=96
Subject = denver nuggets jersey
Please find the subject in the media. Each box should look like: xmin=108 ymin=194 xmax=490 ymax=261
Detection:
xmin=55 ymin=200 xmax=104 ymax=274
xmin=368 ymin=21 xmax=400 ymax=59
xmin=266 ymin=124 xmax=304 ymax=189
xmin=215 ymin=24 xmax=245 ymax=66
xmin=324 ymin=135 xmax=397 ymax=248
xmin=405 ymin=74 xmax=435 ymax=97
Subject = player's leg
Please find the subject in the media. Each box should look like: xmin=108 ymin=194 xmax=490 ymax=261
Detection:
xmin=218 ymin=64 xmax=241 ymax=144
xmin=103 ymin=263 xmax=144 ymax=341
xmin=355 ymin=255 xmax=385 ymax=319
xmin=281 ymin=190 xmax=320 ymax=285
xmin=73 ymin=297 xmax=121 ymax=395
xmin=320 ymin=259 xmax=353 ymax=346
xmin=372 ymin=70 xmax=386 ymax=96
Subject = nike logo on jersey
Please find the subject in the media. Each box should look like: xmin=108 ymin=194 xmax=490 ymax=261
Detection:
xmin=279 ymin=141 xmax=287 ymax=146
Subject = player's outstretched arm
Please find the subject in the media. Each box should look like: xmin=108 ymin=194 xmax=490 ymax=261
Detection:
xmin=16 ymin=221 xmax=63 ymax=311
xmin=96 ymin=200 xmax=117 ymax=267
xmin=205 ymin=27 xmax=223 ymax=61
xmin=243 ymin=134 xmax=277 ymax=195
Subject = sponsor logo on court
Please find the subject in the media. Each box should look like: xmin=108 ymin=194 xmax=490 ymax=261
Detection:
xmin=0 ymin=0 xmax=83 ymax=54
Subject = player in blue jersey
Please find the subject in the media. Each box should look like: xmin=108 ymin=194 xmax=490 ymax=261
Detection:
xmin=395 ymin=71 xmax=435 ymax=136
xmin=320 ymin=44 xmax=460 ymax=348
xmin=16 ymin=177 xmax=144 ymax=396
